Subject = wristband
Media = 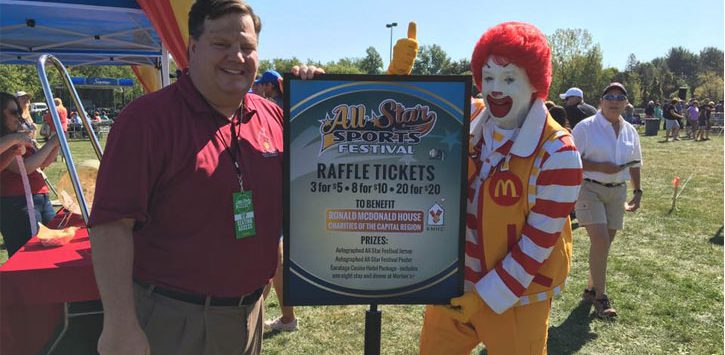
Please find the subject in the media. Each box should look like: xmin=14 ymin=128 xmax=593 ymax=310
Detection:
xmin=633 ymin=189 xmax=643 ymax=195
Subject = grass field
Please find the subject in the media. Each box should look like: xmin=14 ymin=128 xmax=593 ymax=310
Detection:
xmin=1 ymin=131 xmax=723 ymax=354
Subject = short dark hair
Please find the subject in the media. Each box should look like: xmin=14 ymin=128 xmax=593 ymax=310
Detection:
xmin=548 ymin=105 xmax=568 ymax=128
xmin=188 ymin=0 xmax=261 ymax=40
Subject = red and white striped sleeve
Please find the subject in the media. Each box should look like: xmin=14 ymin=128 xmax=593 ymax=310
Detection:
xmin=475 ymin=134 xmax=583 ymax=314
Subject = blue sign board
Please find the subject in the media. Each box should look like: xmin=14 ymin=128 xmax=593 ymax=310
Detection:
xmin=71 ymin=77 xmax=134 ymax=87
xmin=284 ymin=74 xmax=470 ymax=305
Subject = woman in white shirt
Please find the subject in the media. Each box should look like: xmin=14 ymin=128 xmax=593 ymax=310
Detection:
xmin=571 ymin=82 xmax=643 ymax=319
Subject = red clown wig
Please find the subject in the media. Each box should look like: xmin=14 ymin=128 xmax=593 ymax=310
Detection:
xmin=471 ymin=22 xmax=552 ymax=100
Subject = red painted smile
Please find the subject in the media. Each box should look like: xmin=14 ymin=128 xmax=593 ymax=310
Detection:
xmin=487 ymin=95 xmax=512 ymax=118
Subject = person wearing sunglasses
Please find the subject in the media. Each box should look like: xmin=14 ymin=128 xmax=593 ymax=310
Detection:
xmin=571 ymin=82 xmax=643 ymax=318
xmin=0 ymin=92 xmax=61 ymax=257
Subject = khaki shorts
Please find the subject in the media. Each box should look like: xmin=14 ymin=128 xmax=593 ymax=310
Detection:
xmin=665 ymin=118 xmax=680 ymax=130
xmin=134 ymin=283 xmax=264 ymax=355
xmin=575 ymin=180 xmax=627 ymax=230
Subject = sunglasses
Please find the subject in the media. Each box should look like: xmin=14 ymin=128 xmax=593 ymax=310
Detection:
xmin=602 ymin=94 xmax=627 ymax=101
xmin=6 ymin=108 xmax=21 ymax=117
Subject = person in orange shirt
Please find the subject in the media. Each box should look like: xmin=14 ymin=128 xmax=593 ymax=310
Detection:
xmin=42 ymin=98 xmax=68 ymax=137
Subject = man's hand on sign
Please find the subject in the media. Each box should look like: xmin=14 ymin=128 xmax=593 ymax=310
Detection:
xmin=443 ymin=289 xmax=486 ymax=323
xmin=387 ymin=22 xmax=418 ymax=75
xmin=290 ymin=64 xmax=325 ymax=80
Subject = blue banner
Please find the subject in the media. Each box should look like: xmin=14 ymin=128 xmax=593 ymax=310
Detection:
xmin=71 ymin=77 xmax=134 ymax=87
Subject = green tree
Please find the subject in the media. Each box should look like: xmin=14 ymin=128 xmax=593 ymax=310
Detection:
xmin=324 ymin=58 xmax=363 ymax=74
xmin=649 ymin=76 xmax=664 ymax=102
xmin=359 ymin=47 xmax=383 ymax=74
xmin=623 ymin=72 xmax=643 ymax=106
xmin=698 ymin=47 xmax=724 ymax=79
xmin=665 ymin=47 xmax=699 ymax=88
xmin=412 ymin=44 xmax=451 ymax=75
xmin=442 ymin=58 xmax=471 ymax=75
xmin=625 ymin=54 xmax=667 ymax=105
xmin=261 ymin=57 xmax=303 ymax=74
xmin=548 ymin=29 xmax=606 ymax=104
xmin=0 ymin=65 xmax=34 ymax=95
xmin=549 ymin=29 xmax=593 ymax=64
xmin=694 ymin=71 xmax=724 ymax=101
xmin=257 ymin=59 xmax=274 ymax=73
xmin=625 ymin=53 xmax=639 ymax=72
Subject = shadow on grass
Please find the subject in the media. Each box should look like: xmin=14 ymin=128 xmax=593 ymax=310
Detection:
xmin=547 ymin=301 xmax=598 ymax=355
xmin=474 ymin=301 xmax=597 ymax=355
xmin=262 ymin=331 xmax=277 ymax=340
xmin=263 ymin=329 xmax=289 ymax=340
xmin=709 ymin=226 xmax=723 ymax=245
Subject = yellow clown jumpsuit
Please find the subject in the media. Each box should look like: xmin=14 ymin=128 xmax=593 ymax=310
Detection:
xmin=420 ymin=101 xmax=581 ymax=355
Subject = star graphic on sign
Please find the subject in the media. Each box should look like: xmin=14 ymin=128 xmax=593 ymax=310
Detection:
xmin=440 ymin=129 xmax=461 ymax=151
xmin=398 ymin=154 xmax=417 ymax=164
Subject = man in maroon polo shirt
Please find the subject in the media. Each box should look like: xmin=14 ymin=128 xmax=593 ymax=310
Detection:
xmin=89 ymin=1 xmax=322 ymax=354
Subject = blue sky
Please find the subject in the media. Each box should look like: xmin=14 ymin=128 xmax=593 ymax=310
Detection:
xmin=252 ymin=0 xmax=724 ymax=71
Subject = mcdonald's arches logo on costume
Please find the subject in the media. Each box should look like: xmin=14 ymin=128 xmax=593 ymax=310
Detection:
xmin=488 ymin=171 xmax=522 ymax=206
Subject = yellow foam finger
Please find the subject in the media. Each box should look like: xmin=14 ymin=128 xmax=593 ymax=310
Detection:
xmin=407 ymin=22 xmax=417 ymax=41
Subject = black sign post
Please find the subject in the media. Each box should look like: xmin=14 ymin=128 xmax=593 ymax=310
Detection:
xmin=364 ymin=304 xmax=381 ymax=355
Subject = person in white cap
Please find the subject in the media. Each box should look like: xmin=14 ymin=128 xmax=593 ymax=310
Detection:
xmin=560 ymin=87 xmax=596 ymax=128
xmin=14 ymin=91 xmax=37 ymax=138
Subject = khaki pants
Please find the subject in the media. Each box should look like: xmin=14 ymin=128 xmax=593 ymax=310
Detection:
xmin=134 ymin=284 xmax=263 ymax=355
xmin=419 ymin=301 xmax=551 ymax=355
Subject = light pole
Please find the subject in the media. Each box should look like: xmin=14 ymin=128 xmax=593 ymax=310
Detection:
xmin=385 ymin=22 xmax=398 ymax=66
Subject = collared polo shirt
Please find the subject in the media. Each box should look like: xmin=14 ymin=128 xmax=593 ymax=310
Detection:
xmin=89 ymin=73 xmax=283 ymax=297
xmin=572 ymin=111 xmax=642 ymax=184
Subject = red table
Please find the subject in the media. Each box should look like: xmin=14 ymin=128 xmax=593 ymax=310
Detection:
xmin=1 ymin=211 xmax=98 ymax=355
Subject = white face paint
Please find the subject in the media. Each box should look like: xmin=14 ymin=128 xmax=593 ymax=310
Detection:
xmin=481 ymin=58 xmax=536 ymax=128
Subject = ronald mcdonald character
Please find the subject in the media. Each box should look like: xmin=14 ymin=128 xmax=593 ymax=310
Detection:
xmin=415 ymin=22 xmax=583 ymax=355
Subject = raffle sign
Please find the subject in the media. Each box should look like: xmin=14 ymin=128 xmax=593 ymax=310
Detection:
xmin=284 ymin=74 xmax=470 ymax=305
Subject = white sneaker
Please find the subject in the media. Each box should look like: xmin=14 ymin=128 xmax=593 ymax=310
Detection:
xmin=264 ymin=317 xmax=298 ymax=331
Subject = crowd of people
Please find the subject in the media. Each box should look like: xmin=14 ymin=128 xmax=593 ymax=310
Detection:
xmin=0 ymin=1 xmax=721 ymax=354
xmin=658 ymin=97 xmax=719 ymax=142
xmin=545 ymin=89 xmax=722 ymax=139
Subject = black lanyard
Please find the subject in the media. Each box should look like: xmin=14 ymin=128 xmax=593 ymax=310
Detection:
xmin=206 ymin=104 xmax=246 ymax=192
